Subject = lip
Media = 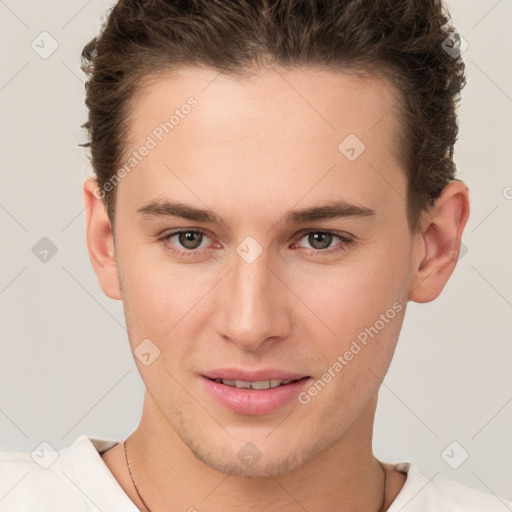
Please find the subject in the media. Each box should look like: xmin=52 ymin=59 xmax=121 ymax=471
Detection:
xmin=201 ymin=368 xmax=309 ymax=381
xmin=201 ymin=375 xmax=312 ymax=415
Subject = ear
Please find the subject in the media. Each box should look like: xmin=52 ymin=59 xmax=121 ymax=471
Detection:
xmin=409 ymin=180 xmax=470 ymax=303
xmin=83 ymin=176 xmax=122 ymax=300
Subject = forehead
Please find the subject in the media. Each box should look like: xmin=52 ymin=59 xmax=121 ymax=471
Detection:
xmin=128 ymin=65 xmax=401 ymax=149
xmin=119 ymin=65 xmax=406 ymax=222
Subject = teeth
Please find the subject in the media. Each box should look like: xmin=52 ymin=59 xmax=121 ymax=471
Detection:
xmin=214 ymin=378 xmax=295 ymax=389
xmin=235 ymin=379 xmax=252 ymax=389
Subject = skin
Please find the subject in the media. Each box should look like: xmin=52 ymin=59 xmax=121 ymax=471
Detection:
xmin=83 ymin=65 xmax=469 ymax=511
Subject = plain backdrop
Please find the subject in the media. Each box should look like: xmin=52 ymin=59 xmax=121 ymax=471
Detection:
xmin=1 ymin=0 xmax=511 ymax=502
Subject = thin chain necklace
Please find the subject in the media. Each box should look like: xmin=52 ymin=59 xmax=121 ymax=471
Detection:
xmin=124 ymin=438 xmax=388 ymax=512
xmin=124 ymin=438 xmax=152 ymax=512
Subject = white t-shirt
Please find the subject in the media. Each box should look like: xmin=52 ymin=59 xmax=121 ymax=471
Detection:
xmin=0 ymin=435 xmax=510 ymax=511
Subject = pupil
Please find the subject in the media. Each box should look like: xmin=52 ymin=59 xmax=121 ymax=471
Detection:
xmin=179 ymin=231 xmax=202 ymax=249
xmin=309 ymin=232 xmax=332 ymax=250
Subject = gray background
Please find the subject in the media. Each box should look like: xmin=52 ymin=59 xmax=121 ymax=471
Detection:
xmin=1 ymin=0 xmax=511 ymax=503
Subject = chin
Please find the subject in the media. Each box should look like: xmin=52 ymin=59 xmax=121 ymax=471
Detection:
xmin=180 ymin=425 xmax=334 ymax=479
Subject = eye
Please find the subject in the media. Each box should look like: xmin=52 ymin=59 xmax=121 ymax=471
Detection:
xmin=293 ymin=230 xmax=352 ymax=255
xmin=158 ymin=229 xmax=214 ymax=255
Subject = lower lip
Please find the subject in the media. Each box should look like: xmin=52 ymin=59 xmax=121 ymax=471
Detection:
xmin=201 ymin=376 xmax=311 ymax=415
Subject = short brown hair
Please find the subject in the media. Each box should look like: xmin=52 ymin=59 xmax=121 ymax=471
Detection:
xmin=80 ymin=0 xmax=466 ymax=233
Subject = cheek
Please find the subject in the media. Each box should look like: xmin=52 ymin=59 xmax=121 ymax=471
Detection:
xmin=296 ymin=246 xmax=409 ymax=335
xmin=118 ymin=257 xmax=201 ymax=389
xmin=117 ymin=246 xmax=223 ymax=361
xmin=297 ymin=258 xmax=408 ymax=411
xmin=116 ymin=245 xmax=184 ymax=338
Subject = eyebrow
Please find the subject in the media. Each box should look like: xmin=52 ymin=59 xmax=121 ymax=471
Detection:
xmin=136 ymin=198 xmax=375 ymax=224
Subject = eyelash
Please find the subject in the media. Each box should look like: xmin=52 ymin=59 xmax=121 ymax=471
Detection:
xmin=157 ymin=228 xmax=353 ymax=257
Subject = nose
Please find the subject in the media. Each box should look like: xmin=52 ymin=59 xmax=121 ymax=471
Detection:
xmin=216 ymin=247 xmax=292 ymax=352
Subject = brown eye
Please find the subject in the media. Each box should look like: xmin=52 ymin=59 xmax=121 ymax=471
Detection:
xmin=159 ymin=229 xmax=212 ymax=253
xmin=177 ymin=231 xmax=203 ymax=249
xmin=307 ymin=232 xmax=334 ymax=250
xmin=294 ymin=230 xmax=353 ymax=255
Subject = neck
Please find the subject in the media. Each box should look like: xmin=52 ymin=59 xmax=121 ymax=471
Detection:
xmin=124 ymin=392 xmax=389 ymax=512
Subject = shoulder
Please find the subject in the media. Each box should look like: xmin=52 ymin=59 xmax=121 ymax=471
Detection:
xmin=0 ymin=435 xmax=128 ymax=512
xmin=388 ymin=462 xmax=512 ymax=512
xmin=0 ymin=439 xmax=83 ymax=511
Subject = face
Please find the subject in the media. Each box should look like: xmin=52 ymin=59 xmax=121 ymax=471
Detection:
xmin=110 ymin=66 xmax=416 ymax=477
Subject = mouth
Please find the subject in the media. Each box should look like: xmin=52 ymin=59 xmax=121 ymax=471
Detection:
xmin=205 ymin=376 xmax=310 ymax=390
xmin=201 ymin=375 xmax=312 ymax=415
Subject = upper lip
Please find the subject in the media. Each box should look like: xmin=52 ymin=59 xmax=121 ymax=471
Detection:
xmin=202 ymin=368 xmax=310 ymax=382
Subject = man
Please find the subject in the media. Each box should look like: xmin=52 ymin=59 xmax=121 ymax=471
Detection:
xmin=1 ymin=0 xmax=510 ymax=510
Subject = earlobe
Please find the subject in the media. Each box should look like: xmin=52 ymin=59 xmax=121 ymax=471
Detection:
xmin=409 ymin=180 xmax=470 ymax=303
xmin=83 ymin=176 xmax=122 ymax=300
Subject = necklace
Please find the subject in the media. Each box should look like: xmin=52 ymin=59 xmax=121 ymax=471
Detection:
xmin=124 ymin=438 xmax=152 ymax=512
xmin=124 ymin=438 xmax=388 ymax=512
